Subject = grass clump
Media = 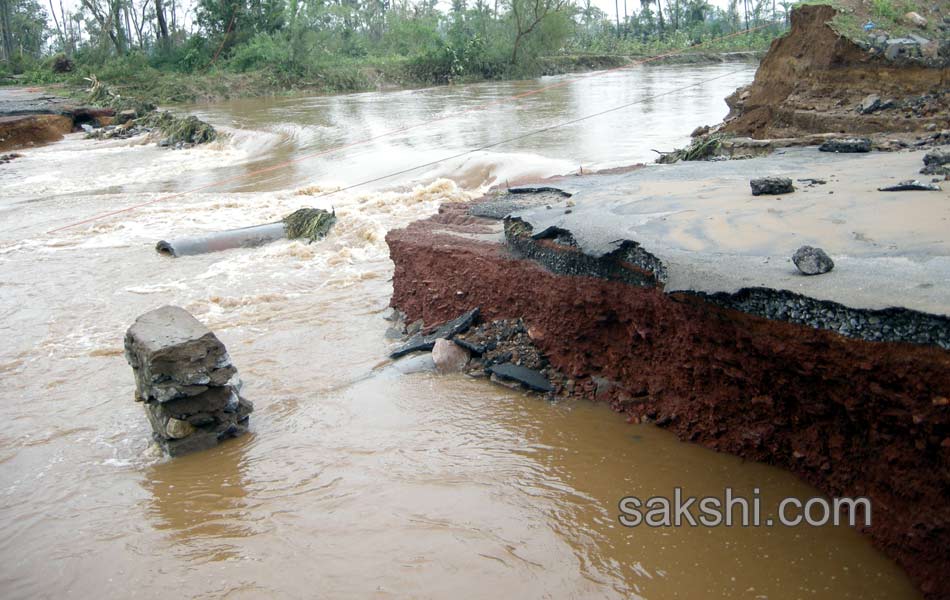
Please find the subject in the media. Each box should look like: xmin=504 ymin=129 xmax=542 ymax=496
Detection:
xmin=655 ymin=134 xmax=727 ymax=163
xmin=283 ymin=208 xmax=337 ymax=243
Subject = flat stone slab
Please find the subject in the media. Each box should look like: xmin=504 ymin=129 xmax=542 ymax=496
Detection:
xmin=124 ymin=305 xmax=235 ymax=402
xmin=507 ymin=148 xmax=950 ymax=317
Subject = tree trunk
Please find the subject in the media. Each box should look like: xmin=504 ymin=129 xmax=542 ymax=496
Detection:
xmin=614 ymin=0 xmax=619 ymax=37
xmin=623 ymin=0 xmax=627 ymax=36
xmin=0 ymin=0 xmax=15 ymax=61
xmin=155 ymin=0 xmax=170 ymax=44
xmin=48 ymin=0 xmax=67 ymax=52
xmin=511 ymin=31 xmax=523 ymax=63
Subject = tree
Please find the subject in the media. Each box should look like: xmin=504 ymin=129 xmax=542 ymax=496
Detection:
xmin=508 ymin=0 xmax=570 ymax=63
xmin=0 ymin=0 xmax=47 ymax=60
xmin=81 ymin=0 xmax=128 ymax=55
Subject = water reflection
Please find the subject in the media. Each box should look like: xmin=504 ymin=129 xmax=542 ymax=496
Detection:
xmin=144 ymin=435 xmax=254 ymax=561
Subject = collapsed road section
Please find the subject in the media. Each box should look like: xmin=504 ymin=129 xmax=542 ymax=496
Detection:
xmin=386 ymin=147 xmax=950 ymax=598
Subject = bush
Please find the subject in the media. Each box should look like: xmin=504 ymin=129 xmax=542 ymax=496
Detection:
xmin=227 ymin=33 xmax=293 ymax=72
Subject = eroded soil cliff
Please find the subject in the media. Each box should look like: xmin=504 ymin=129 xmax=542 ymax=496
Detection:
xmin=722 ymin=4 xmax=949 ymax=139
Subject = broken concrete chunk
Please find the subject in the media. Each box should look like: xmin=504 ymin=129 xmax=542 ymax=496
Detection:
xmin=819 ymin=138 xmax=871 ymax=153
xmin=389 ymin=308 xmax=479 ymax=358
xmin=489 ymin=363 xmax=553 ymax=392
xmin=750 ymin=176 xmax=794 ymax=196
xmin=792 ymin=246 xmax=835 ymax=276
xmin=125 ymin=306 xmax=253 ymax=457
xmin=878 ymin=180 xmax=942 ymax=192
xmin=432 ymin=338 xmax=471 ymax=373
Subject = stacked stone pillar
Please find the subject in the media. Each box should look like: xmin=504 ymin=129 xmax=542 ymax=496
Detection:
xmin=124 ymin=306 xmax=253 ymax=456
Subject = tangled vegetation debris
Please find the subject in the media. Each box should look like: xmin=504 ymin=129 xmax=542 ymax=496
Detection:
xmin=283 ymin=208 xmax=337 ymax=243
xmin=85 ymin=75 xmax=155 ymax=116
xmin=84 ymin=75 xmax=219 ymax=148
xmin=138 ymin=111 xmax=218 ymax=146
xmin=654 ymin=133 xmax=728 ymax=164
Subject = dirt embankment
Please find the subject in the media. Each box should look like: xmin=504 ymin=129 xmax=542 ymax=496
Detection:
xmin=0 ymin=88 xmax=114 ymax=152
xmin=722 ymin=4 xmax=949 ymax=139
xmin=0 ymin=114 xmax=74 ymax=151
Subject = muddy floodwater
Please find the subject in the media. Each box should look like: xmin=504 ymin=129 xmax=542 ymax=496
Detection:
xmin=0 ymin=64 xmax=922 ymax=598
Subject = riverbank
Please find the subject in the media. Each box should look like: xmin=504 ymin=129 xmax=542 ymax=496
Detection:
xmin=1 ymin=50 xmax=764 ymax=108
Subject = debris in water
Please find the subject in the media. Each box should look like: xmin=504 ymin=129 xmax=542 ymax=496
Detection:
xmin=389 ymin=308 xmax=480 ymax=358
xmin=156 ymin=222 xmax=288 ymax=257
xmin=283 ymin=208 xmax=337 ymax=243
xmin=84 ymin=75 xmax=218 ymax=147
xmin=140 ymin=110 xmax=218 ymax=146
xmin=489 ymin=363 xmax=553 ymax=392
xmin=124 ymin=306 xmax=253 ymax=457
xmin=156 ymin=207 xmax=336 ymax=257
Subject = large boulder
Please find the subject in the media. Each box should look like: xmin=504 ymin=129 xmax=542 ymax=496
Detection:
xmin=125 ymin=306 xmax=253 ymax=457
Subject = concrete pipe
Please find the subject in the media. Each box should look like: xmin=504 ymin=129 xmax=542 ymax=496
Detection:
xmin=156 ymin=222 xmax=288 ymax=257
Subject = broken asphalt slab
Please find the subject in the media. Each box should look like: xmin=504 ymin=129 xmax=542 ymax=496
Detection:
xmin=503 ymin=147 xmax=950 ymax=320
xmin=389 ymin=308 xmax=480 ymax=358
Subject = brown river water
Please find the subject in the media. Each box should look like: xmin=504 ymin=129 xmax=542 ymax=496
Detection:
xmin=0 ymin=64 xmax=921 ymax=598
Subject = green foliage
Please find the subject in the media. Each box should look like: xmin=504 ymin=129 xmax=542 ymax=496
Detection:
xmin=139 ymin=110 xmax=219 ymax=144
xmin=3 ymin=0 xmax=48 ymax=60
xmin=5 ymin=0 xmax=789 ymax=99
xmin=870 ymin=0 xmax=898 ymax=20
xmin=229 ymin=32 xmax=293 ymax=72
